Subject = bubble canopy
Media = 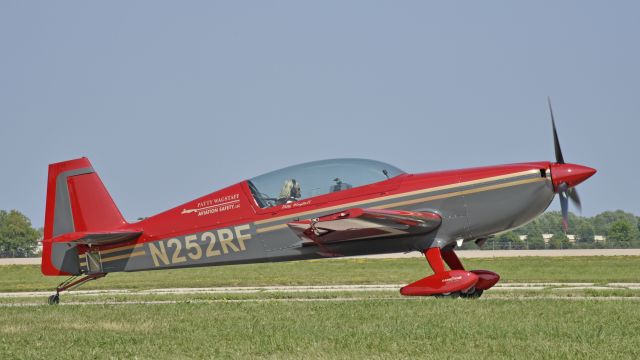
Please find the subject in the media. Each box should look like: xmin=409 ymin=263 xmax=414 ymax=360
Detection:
xmin=247 ymin=158 xmax=405 ymax=208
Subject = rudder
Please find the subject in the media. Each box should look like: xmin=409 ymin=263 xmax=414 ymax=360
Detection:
xmin=42 ymin=157 xmax=128 ymax=275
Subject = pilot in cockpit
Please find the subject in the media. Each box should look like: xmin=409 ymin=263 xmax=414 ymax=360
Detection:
xmin=277 ymin=179 xmax=302 ymax=205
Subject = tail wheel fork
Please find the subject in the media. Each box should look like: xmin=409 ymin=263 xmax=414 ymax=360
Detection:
xmin=48 ymin=273 xmax=107 ymax=305
xmin=400 ymin=248 xmax=500 ymax=299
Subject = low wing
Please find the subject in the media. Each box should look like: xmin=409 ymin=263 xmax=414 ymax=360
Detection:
xmin=287 ymin=208 xmax=441 ymax=246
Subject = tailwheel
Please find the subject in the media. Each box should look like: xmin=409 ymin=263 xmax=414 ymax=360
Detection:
xmin=47 ymin=294 xmax=60 ymax=305
xmin=47 ymin=273 xmax=107 ymax=305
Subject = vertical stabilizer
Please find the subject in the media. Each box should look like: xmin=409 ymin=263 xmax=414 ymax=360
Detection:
xmin=42 ymin=157 xmax=128 ymax=275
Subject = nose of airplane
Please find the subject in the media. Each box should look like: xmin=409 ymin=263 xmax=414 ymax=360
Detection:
xmin=550 ymin=163 xmax=597 ymax=191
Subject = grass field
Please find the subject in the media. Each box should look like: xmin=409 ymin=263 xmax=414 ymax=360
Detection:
xmin=2 ymin=298 xmax=639 ymax=359
xmin=1 ymin=256 xmax=640 ymax=359
xmin=1 ymin=256 xmax=639 ymax=292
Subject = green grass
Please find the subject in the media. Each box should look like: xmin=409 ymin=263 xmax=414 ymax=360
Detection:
xmin=1 ymin=257 xmax=640 ymax=359
xmin=2 ymin=287 xmax=640 ymax=306
xmin=1 ymin=298 xmax=639 ymax=359
xmin=1 ymin=256 xmax=639 ymax=292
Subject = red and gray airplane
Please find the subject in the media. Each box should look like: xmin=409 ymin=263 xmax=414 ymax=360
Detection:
xmin=41 ymin=102 xmax=596 ymax=304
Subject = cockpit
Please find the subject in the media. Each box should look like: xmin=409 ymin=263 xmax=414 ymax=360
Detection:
xmin=247 ymin=158 xmax=405 ymax=208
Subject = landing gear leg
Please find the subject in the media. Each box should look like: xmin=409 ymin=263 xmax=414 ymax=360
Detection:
xmin=47 ymin=273 xmax=107 ymax=305
xmin=400 ymin=248 xmax=479 ymax=297
xmin=442 ymin=248 xmax=500 ymax=298
xmin=441 ymin=248 xmax=465 ymax=270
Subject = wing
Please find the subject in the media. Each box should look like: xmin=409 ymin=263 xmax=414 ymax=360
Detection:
xmin=287 ymin=208 xmax=441 ymax=246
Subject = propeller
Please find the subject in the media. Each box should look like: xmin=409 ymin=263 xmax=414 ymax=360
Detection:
xmin=549 ymin=97 xmax=565 ymax=165
xmin=548 ymin=97 xmax=582 ymax=231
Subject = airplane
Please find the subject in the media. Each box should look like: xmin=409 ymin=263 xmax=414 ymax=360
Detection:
xmin=41 ymin=101 xmax=596 ymax=304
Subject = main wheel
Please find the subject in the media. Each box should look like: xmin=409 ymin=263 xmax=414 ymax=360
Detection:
xmin=461 ymin=289 xmax=484 ymax=299
xmin=433 ymin=291 xmax=461 ymax=299
xmin=47 ymin=294 xmax=59 ymax=305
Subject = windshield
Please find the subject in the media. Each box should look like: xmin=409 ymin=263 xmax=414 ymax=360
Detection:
xmin=247 ymin=158 xmax=404 ymax=208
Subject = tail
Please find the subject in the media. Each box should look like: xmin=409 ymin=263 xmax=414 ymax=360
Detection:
xmin=42 ymin=157 xmax=129 ymax=275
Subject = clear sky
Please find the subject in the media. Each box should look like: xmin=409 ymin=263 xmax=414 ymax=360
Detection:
xmin=1 ymin=1 xmax=638 ymax=227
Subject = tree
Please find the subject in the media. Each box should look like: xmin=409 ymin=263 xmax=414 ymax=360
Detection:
xmin=0 ymin=210 xmax=40 ymax=257
xmin=494 ymin=232 xmax=523 ymax=250
xmin=527 ymin=231 xmax=546 ymax=250
xmin=608 ymin=220 xmax=634 ymax=248
xmin=536 ymin=212 xmax=565 ymax=234
xmin=549 ymin=232 xmax=571 ymax=249
xmin=593 ymin=210 xmax=638 ymax=237
xmin=575 ymin=221 xmax=595 ymax=248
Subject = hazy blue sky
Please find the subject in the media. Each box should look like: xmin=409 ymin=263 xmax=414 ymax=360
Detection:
xmin=1 ymin=1 xmax=638 ymax=227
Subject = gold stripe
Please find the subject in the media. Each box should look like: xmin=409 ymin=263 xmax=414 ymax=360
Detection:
xmin=79 ymin=262 xmax=87 ymax=267
xmin=100 ymin=250 xmax=146 ymax=263
xmin=256 ymin=224 xmax=289 ymax=234
xmin=100 ymin=243 xmax=144 ymax=255
xmin=376 ymin=177 xmax=544 ymax=209
xmin=254 ymin=177 xmax=547 ymax=234
xmin=376 ymin=169 xmax=541 ymax=203
xmin=78 ymin=254 xmax=86 ymax=259
xmin=254 ymin=169 xmax=541 ymax=226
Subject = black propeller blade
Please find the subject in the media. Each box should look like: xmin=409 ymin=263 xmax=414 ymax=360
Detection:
xmin=568 ymin=187 xmax=582 ymax=213
xmin=557 ymin=182 xmax=582 ymax=231
xmin=558 ymin=183 xmax=570 ymax=230
xmin=548 ymin=97 xmax=565 ymax=165
xmin=548 ymin=97 xmax=582 ymax=231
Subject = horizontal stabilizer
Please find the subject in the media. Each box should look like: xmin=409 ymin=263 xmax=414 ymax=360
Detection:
xmin=288 ymin=208 xmax=441 ymax=246
xmin=71 ymin=231 xmax=142 ymax=246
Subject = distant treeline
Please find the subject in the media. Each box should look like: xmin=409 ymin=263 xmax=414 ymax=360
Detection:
xmin=1 ymin=209 xmax=639 ymax=257
xmin=0 ymin=210 xmax=41 ymax=258
xmin=462 ymin=210 xmax=640 ymax=250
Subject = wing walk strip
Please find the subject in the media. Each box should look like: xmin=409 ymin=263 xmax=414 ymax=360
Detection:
xmin=255 ymin=175 xmax=546 ymax=234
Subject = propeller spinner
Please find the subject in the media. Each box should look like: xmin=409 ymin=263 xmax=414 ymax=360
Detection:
xmin=547 ymin=98 xmax=596 ymax=231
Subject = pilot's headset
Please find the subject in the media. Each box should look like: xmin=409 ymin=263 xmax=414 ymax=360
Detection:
xmin=290 ymin=179 xmax=300 ymax=198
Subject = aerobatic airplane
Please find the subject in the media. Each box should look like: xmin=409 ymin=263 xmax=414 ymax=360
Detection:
xmin=42 ymin=101 xmax=595 ymax=304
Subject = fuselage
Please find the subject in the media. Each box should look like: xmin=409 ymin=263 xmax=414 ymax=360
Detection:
xmin=71 ymin=161 xmax=558 ymax=275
